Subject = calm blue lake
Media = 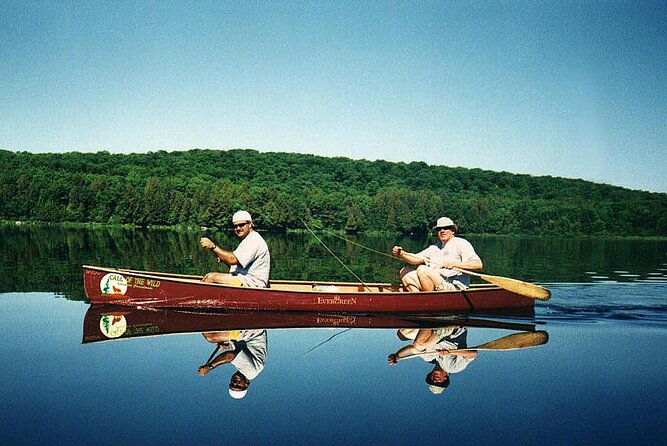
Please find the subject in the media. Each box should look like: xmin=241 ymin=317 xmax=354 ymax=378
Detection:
xmin=1 ymin=226 xmax=666 ymax=445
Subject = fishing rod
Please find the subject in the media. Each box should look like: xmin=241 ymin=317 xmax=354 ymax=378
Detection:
xmin=315 ymin=228 xmax=551 ymax=300
xmin=323 ymin=229 xmax=396 ymax=260
xmin=300 ymin=219 xmax=373 ymax=292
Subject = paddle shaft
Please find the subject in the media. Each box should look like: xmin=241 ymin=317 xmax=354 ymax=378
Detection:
xmin=396 ymin=346 xmax=512 ymax=362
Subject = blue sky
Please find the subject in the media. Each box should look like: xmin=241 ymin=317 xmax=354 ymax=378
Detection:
xmin=1 ymin=1 xmax=666 ymax=192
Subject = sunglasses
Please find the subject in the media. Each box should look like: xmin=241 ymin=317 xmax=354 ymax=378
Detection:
xmin=233 ymin=222 xmax=250 ymax=229
xmin=435 ymin=227 xmax=454 ymax=232
xmin=229 ymin=382 xmax=246 ymax=391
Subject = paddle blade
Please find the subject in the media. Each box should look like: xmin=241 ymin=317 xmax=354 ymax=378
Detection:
xmin=475 ymin=330 xmax=549 ymax=351
xmin=479 ymin=274 xmax=551 ymax=300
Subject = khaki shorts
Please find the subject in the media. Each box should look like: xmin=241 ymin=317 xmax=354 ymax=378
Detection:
xmin=234 ymin=274 xmax=268 ymax=288
xmin=229 ymin=276 xmax=244 ymax=287
xmin=401 ymin=266 xmax=467 ymax=291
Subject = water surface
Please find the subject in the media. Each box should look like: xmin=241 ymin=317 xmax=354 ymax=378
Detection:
xmin=1 ymin=226 xmax=665 ymax=445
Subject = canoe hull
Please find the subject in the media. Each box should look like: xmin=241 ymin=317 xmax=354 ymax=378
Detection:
xmin=83 ymin=265 xmax=536 ymax=312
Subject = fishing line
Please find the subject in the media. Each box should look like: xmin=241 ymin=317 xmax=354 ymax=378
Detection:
xmin=300 ymin=219 xmax=372 ymax=292
xmin=204 ymin=344 xmax=222 ymax=366
xmin=311 ymin=226 xmax=411 ymax=269
xmin=301 ymin=219 xmax=401 ymax=263
xmin=296 ymin=328 xmax=352 ymax=358
xmin=323 ymin=230 xmax=398 ymax=261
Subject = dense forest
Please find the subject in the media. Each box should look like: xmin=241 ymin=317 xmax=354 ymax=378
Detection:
xmin=1 ymin=149 xmax=666 ymax=236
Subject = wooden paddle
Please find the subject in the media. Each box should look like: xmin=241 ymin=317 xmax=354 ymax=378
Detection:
xmin=396 ymin=330 xmax=549 ymax=361
xmin=402 ymin=252 xmax=551 ymax=300
xmin=453 ymin=267 xmax=551 ymax=300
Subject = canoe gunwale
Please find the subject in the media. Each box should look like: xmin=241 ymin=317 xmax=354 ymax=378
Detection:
xmin=82 ymin=264 xmax=499 ymax=296
xmin=82 ymin=265 xmax=536 ymax=312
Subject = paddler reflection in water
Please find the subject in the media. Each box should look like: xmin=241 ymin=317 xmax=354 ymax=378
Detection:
xmin=388 ymin=327 xmax=476 ymax=394
xmin=198 ymin=329 xmax=267 ymax=399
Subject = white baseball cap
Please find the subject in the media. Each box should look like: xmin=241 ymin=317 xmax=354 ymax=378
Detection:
xmin=229 ymin=388 xmax=248 ymax=399
xmin=232 ymin=210 xmax=252 ymax=224
xmin=428 ymin=384 xmax=445 ymax=395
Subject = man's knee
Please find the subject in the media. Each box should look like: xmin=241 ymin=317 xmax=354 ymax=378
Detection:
xmin=415 ymin=265 xmax=432 ymax=275
xmin=202 ymin=272 xmax=229 ymax=284
xmin=401 ymin=270 xmax=420 ymax=289
xmin=397 ymin=329 xmax=417 ymax=340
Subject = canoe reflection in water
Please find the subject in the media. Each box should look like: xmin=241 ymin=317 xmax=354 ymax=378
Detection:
xmin=83 ymin=304 xmax=547 ymax=399
xmin=197 ymin=329 xmax=268 ymax=399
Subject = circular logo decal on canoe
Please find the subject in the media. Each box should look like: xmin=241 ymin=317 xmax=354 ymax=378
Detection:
xmin=100 ymin=273 xmax=127 ymax=296
xmin=99 ymin=314 xmax=127 ymax=338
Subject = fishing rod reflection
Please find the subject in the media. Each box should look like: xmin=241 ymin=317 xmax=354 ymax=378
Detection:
xmin=82 ymin=304 xmax=548 ymax=398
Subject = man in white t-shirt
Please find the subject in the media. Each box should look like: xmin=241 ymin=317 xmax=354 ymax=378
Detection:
xmin=199 ymin=210 xmax=271 ymax=287
xmin=392 ymin=217 xmax=483 ymax=292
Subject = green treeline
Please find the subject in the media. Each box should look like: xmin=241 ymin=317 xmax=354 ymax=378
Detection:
xmin=1 ymin=148 xmax=666 ymax=236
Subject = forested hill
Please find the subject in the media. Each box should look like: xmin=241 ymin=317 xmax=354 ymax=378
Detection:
xmin=1 ymin=149 xmax=665 ymax=236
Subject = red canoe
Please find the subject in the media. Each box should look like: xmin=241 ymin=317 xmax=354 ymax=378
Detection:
xmin=83 ymin=265 xmax=537 ymax=312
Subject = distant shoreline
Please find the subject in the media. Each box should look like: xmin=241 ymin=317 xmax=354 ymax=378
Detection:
xmin=4 ymin=220 xmax=666 ymax=241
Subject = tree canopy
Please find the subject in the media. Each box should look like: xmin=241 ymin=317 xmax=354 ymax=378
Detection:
xmin=1 ymin=148 xmax=665 ymax=236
